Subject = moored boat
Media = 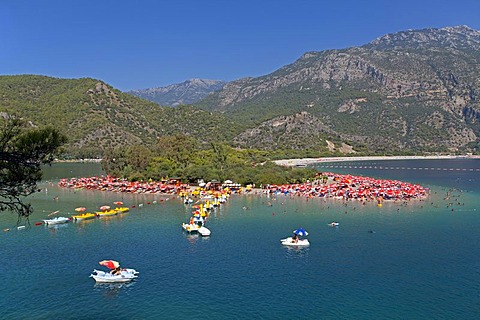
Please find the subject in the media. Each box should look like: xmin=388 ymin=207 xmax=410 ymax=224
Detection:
xmin=96 ymin=210 xmax=118 ymax=217
xmin=72 ymin=212 xmax=96 ymax=221
xmin=114 ymin=207 xmax=130 ymax=213
xmin=182 ymin=223 xmax=200 ymax=233
xmin=198 ymin=226 xmax=211 ymax=236
xmin=43 ymin=217 xmax=70 ymax=225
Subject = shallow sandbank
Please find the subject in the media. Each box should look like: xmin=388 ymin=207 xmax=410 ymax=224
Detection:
xmin=274 ymin=155 xmax=479 ymax=167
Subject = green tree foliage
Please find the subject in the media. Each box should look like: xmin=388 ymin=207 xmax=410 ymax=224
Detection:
xmin=156 ymin=134 xmax=198 ymax=168
xmin=0 ymin=117 xmax=67 ymax=221
xmin=101 ymin=148 xmax=127 ymax=178
xmin=101 ymin=135 xmax=318 ymax=186
xmin=0 ymin=76 xmax=240 ymax=159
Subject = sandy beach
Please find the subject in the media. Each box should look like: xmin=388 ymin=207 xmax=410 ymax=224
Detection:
xmin=56 ymin=155 xmax=479 ymax=203
xmin=273 ymin=155 xmax=479 ymax=167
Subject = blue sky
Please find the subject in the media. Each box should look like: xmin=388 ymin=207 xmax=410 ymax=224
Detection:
xmin=1 ymin=0 xmax=479 ymax=91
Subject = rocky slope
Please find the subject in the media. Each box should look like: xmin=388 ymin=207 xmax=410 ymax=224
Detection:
xmin=128 ymin=78 xmax=226 ymax=106
xmin=197 ymin=26 xmax=480 ymax=153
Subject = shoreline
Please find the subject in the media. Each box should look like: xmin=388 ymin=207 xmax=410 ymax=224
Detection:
xmin=273 ymin=155 xmax=480 ymax=167
xmin=57 ymin=170 xmax=429 ymax=203
xmin=54 ymin=155 xmax=480 ymax=166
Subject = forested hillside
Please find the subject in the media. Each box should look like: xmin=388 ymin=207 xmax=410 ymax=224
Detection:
xmin=0 ymin=75 xmax=237 ymax=157
xmin=2 ymin=26 xmax=479 ymax=158
xmin=196 ymin=26 xmax=480 ymax=154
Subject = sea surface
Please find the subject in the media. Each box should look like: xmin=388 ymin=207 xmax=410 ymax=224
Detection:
xmin=1 ymin=160 xmax=479 ymax=319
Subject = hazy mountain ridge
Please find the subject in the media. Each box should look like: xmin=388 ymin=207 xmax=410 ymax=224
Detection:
xmin=195 ymin=25 xmax=480 ymax=153
xmin=128 ymin=78 xmax=226 ymax=106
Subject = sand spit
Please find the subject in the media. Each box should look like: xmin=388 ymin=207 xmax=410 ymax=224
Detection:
xmin=274 ymin=155 xmax=479 ymax=167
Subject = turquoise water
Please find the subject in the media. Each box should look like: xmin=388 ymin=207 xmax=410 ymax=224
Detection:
xmin=1 ymin=160 xmax=479 ymax=319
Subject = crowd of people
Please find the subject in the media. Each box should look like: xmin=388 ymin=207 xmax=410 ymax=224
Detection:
xmin=262 ymin=172 xmax=428 ymax=202
xmin=58 ymin=172 xmax=428 ymax=202
xmin=58 ymin=176 xmax=187 ymax=194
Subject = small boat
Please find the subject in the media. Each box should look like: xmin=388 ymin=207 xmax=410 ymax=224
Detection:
xmin=90 ymin=268 xmax=139 ymax=283
xmin=182 ymin=223 xmax=200 ymax=233
xmin=114 ymin=207 xmax=130 ymax=213
xmin=96 ymin=210 xmax=118 ymax=217
xmin=198 ymin=226 xmax=211 ymax=236
xmin=43 ymin=217 xmax=70 ymax=225
xmin=72 ymin=213 xmax=97 ymax=221
xmin=328 ymin=222 xmax=340 ymax=227
xmin=281 ymin=237 xmax=310 ymax=247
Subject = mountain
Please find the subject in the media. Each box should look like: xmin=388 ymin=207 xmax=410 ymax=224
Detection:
xmin=2 ymin=26 xmax=479 ymax=158
xmin=127 ymin=79 xmax=226 ymax=106
xmin=0 ymin=75 xmax=237 ymax=157
xmin=196 ymin=26 xmax=480 ymax=154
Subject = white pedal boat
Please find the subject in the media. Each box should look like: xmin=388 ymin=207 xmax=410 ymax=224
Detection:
xmin=90 ymin=268 xmax=139 ymax=283
xmin=43 ymin=217 xmax=70 ymax=225
xmin=281 ymin=237 xmax=310 ymax=247
xmin=198 ymin=226 xmax=211 ymax=236
xmin=182 ymin=223 xmax=200 ymax=233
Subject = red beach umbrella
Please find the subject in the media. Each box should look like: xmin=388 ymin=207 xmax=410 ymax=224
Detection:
xmin=113 ymin=201 xmax=123 ymax=206
xmin=99 ymin=260 xmax=120 ymax=269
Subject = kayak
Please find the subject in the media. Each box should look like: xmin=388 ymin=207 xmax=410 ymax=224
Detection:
xmin=90 ymin=268 xmax=139 ymax=283
xmin=281 ymin=237 xmax=310 ymax=247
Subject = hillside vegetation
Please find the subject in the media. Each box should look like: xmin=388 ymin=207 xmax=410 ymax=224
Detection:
xmin=0 ymin=75 xmax=238 ymax=158
xmin=196 ymin=26 xmax=480 ymax=154
xmin=2 ymin=26 xmax=479 ymax=159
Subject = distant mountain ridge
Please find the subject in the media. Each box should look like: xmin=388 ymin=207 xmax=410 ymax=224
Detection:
xmin=128 ymin=78 xmax=226 ymax=106
xmin=196 ymin=25 xmax=480 ymax=154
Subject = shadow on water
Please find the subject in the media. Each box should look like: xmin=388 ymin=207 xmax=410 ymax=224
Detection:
xmin=283 ymin=246 xmax=310 ymax=259
xmin=93 ymin=282 xmax=136 ymax=299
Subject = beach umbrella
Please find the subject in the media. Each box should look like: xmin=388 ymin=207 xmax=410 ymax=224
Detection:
xmin=113 ymin=201 xmax=123 ymax=206
xmin=293 ymin=228 xmax=308 ymax=236
xmin=75 ymin=207 xmax=86 ymax=212
xmin=99 ymin=205 xmax=111 ymax=211
xmin=99 ymin=260 xmax=120 ymax=269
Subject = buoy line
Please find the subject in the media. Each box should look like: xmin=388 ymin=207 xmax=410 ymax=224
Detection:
xmin=316 ymin=165 xmax=480 ymax=171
